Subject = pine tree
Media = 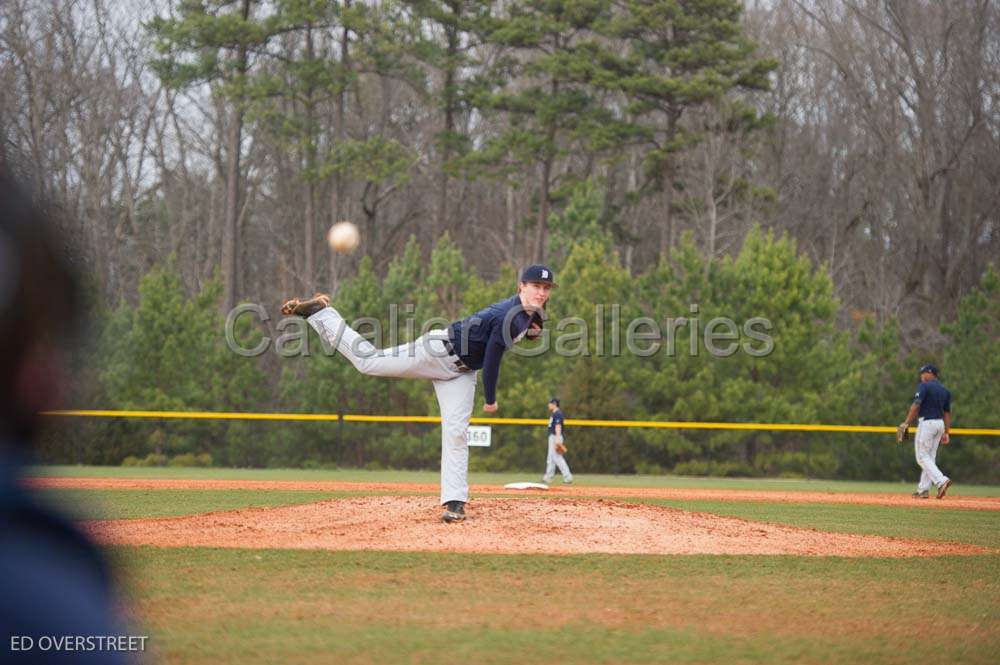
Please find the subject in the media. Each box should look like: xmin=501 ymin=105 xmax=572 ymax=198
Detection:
xmin=608 ymin=0 xmax=777 ymax=256
xmin=419 ymin=233 xmax=478 ymax=321
xmin=400 ymin=1 xmax=494 ymax=235
xmin=101 ymin=260 xmax=266 ymax=464
xmin=466 ymin=0 xmax=637 ymax=260
xmin=241 ymin=0 xmax=343 ymax=287
xmin=942 ymin=266 xmax=1000 ymax=482
xmin=631 ymin=228 xmax=855 ymax=477
xmin=147 ymin=0 xmax=276 ymax=311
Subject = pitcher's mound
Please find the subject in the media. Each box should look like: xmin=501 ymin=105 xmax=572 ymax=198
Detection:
xmin=86 ymin=496 xmax=985 ymax=557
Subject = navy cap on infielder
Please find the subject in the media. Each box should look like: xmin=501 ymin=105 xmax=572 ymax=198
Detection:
xmin=520 ymin=264 xmax=556 ymax=286
xmin=919 ymin=363 xmax=939 ymax=376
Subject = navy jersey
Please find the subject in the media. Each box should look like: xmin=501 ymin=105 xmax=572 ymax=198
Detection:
xmin=913 ymin=380 xmax=951 ymax=420
xmin=448 ymin=295 xmax=544 ymax=404
xmin=548 ymin=408 xmax=565 ymax=435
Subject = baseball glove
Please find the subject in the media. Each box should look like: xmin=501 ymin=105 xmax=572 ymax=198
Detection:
xmin=554 ymin=436 xmax=567 ymax=455
xmin=896 ymin=422 xmax=910 ymax=444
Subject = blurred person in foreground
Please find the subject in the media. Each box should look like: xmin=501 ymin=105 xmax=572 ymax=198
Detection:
xmin=0 ymin=165 xmax=137 ymax=662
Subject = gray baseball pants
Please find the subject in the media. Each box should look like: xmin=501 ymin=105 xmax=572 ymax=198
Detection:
xmin=307 ymin=308 xmax=476 ymax=505
xmin=543 ymin=434 xmax=572 ymax=483
xmin=914 ymin=418 xmax=949 ymax=492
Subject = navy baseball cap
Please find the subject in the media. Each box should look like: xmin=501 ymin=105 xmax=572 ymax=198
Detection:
xmin=549 ymin=397 xmax=560 ymax=406
xmin=520 ymin=264 xmax=556 ymax=285
xmin=919 ymin=364 xmax=939 ymax=376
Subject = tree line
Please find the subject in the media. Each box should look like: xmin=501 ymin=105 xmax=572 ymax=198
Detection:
xmin=41 ymin=216 xmax=1000 ymax=482
xmin=2 ymin=0 xmax=997 ymax=479
xmin=2 ymin=0 xmax=996 ymax=349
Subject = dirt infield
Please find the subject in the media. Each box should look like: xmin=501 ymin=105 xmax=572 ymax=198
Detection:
xmin=83 ymin=495 xmax=988 ymax=557
xmin=31 ymin=476 xmax=1000 ymax=511
xmin=34 ymin=477 xmax=992 ymax=556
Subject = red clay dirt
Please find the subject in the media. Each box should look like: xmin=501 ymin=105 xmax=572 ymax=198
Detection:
xmin=35 ymin=477 xmax=993 ymax=557
xmin=30 ymin=476 xmax=1000 ymax=511
xmin=83 ymin=495 xmax=987 ymax=557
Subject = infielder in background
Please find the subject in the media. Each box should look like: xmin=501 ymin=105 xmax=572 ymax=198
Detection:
xmin=899 ymin=364 xmax=953 ymax=499
xmin=282 ymin=265 xmax=555 ymax=522
xmin=542 ymin=398 xmax=573 ymax=485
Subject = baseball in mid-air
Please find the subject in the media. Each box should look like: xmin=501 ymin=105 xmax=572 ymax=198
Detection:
xmin=328 ymin=221 xmax=360 ymax=253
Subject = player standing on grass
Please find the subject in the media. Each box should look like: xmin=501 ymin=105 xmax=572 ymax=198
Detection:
xmin=899 ymin=363 xmax=953 ymax=499
xmin=542 ymin=398 xmax=573 ymax=485
xmin=282 ymin=265 xmax=555 ymax=523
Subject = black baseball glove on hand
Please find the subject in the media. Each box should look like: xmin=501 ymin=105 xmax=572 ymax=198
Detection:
xmin=896 ymin=422 xmax=910 ymax=444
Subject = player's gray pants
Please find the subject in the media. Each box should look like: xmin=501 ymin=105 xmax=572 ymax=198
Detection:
xmin=543 ymin=434 xmax=572 ymax=483
xmin=308 ymin=307 xmax=476 ymax=505
xmin=914 ymin=418 xmax=948 ymax=492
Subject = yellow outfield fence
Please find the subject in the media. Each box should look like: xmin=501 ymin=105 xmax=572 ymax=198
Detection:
xmin=40 ymin=410 xmax=1000 ymax=437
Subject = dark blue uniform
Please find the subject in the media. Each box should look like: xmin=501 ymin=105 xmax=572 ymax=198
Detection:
xmin=306 ymin=264 xmax=555 ymax=515
xmin=448 ymin=295 xmax=544 ymax=405
xmin=548 ymin=408 xmax=565 ymax=435
xmin=913 ymin=380 xmax=951 ymax=419
xmin=908 ymin=370 xmax=953 ymax=497
xmin=543 ymin=404 xmax=572 ymax=482
xmin=1 ymin=450 xmax=131 ymax=663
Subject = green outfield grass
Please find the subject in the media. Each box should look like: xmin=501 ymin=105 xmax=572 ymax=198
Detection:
xmin=119 ymin=548 xmax=999 ymax=665
xmin=38 ymin=489 xmax=352 ymax=520
xmin=28 ymin=465 xmax=1000 ymax=496
xmin=29 ymin=469 xmax=1000 ymax=664
xmin=650 ymin=500 xmax=1000 ymax=550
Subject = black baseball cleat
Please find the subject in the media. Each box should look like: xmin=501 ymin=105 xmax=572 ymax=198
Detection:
xmin=281 ymin=293 xmax=330 ymax=318
xmin=936 ymin=479 xmax=953 ymax=499
xmin=441 ymin=500 xmax=466 ymax=523
xmin=911 ymin=490 xmax=929 ymax=499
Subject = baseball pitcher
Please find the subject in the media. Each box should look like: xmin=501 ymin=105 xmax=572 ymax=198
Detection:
xmin=282 ymin=265 xmax=555 ymax=522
